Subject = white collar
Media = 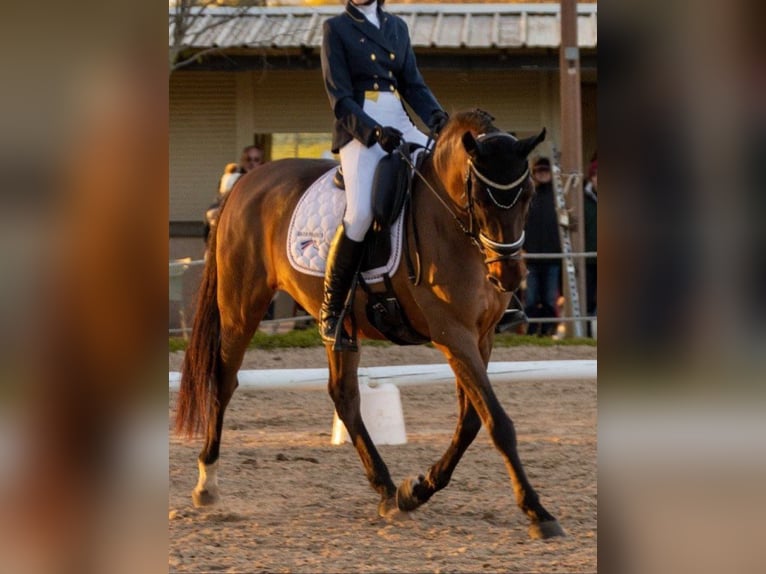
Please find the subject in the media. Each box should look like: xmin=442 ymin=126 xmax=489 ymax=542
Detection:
xmin=356 ymin=1 xmax=379 ymax=25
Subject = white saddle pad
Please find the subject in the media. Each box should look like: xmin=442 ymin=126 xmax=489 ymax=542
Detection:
xmin=286 ymin=167 xmax=404 ymax=284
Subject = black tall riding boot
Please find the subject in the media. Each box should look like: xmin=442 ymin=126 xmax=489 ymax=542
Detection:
xmin=320 ymin=225 xmax=365 ymax=349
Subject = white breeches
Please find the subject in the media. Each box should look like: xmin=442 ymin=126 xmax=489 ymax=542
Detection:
xmin=339 ymin=92 xmax=429 ymax=241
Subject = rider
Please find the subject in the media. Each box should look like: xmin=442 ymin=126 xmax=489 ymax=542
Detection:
xmin=320 ymin=0 xmax=448 ymax=348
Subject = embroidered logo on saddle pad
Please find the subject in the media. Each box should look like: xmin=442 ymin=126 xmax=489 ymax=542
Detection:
xmin=287 ymin=167 xmax=404 ymax=284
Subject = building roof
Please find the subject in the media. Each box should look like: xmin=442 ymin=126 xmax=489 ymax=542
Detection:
xmin=170 ymin=3 xmax=597 ymax=51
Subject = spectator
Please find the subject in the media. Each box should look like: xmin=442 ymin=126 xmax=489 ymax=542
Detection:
xmin=218 ymin=162 xmax=241 ymax=196
xmin=238 ymin=144 xmax=265 ymax=175
xmin=219 ymin=145 xmax=265 ymax=196
xmin=523 ymin=157 xmax=562 ymax=336
xmin=584 ymin=156 xmax=598 ymax=333
xmin=204 ymin=144 xmax=267 ymax=246
xmin=205 ymin=144 xmax=274 ymax=318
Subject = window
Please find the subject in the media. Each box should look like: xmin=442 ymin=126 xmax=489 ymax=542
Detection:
xmin=267 ymin=133 xmax=337 ymax=161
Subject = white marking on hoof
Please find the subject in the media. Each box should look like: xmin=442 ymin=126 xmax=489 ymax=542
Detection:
xmin=191 ymin=460 xmax=220 ymax=507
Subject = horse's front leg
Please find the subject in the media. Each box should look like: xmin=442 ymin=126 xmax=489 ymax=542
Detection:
xmin=415 ymin=329 xmax=565 ymax=538
xmin=326 ymin=347 xmax=398 ymax=517
xmin=456 ymin=345 xmax=564 ymax=538
xmin=396 ymin=333 xmax=491 ymax=511
xmin=396 ymin=385 xmax=481 ymax=511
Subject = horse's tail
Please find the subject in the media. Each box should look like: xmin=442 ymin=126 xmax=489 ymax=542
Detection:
xmin=174 ymin=230 xmax=221 ymax=438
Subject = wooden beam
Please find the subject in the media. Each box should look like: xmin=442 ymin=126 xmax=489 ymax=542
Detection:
xmin=559 ymin=0 xmax=586 ymax=337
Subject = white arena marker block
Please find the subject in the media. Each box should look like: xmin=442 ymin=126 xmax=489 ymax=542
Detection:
xmin=331 ymin=377 xmax=407 ymax=446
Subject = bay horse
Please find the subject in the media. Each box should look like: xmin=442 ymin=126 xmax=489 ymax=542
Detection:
xmin=175 ymin=110 xmax=565 ymax=539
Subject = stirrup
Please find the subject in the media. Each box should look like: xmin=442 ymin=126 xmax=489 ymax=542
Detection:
xmin=331 ymin=312 xmax=358 ymax=352
xmin=320 ymin=316 xmax=358 ymax=352
xmin=332 ymin=331 xmax=358 ymax=353
xmin=495 ymin=309 xmax=528 ymax=334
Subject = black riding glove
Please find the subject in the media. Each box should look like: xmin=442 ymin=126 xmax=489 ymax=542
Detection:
xmin=374 ymin=126 xmax=403 ymax=154
xmin=428 ymin=110 xmax=449 ymax=136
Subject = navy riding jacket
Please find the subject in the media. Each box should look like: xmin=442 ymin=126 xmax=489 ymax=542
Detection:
xmin=321 ymin=2 xmax=443 ymax=153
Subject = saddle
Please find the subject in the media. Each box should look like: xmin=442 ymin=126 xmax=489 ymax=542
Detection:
xmin=337 ymin=143 xmax=430 ymax=346
xmin=331 ymin=144 xmax=414 ymax=270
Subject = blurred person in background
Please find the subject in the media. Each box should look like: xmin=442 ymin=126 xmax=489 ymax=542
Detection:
xmin=523 ymin=157 xmax=562 ymax=336
xmin=237 ymin=144 xmax=265 ymax=175
xmin=584 ymin=155 xmax=597 ymax=335
xmin=217 ymin=162 xmax=241 ymax=196
xmin=204 ymin=144 xmax=266 ymax=246
xmin=204 ymin=144 xmax=273 ymax=319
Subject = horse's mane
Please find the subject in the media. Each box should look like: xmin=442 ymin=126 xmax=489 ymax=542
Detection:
xmin=432 ymin=109 xmax=499 ymax=184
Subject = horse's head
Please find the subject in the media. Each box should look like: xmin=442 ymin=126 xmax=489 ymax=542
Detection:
xmin=433 ymin=110 xmax=546 ymax=293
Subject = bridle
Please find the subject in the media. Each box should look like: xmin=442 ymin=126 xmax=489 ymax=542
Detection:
xmin=400 ymin=131 xmax=531 ymax=289
xmin=449 ymin=131 xmax=530 ymax=263
xmin=465 ymin=144 xmax=529 ymax=265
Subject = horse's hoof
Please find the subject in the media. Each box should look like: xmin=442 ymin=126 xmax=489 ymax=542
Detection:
xmin=529 ymin=520 xmax=566 ymax=539
xmin=191 ymin=487 xmax=219 ymax=507
xmin=396 ymin=475 xmax=426 ymax=512
xmin=378 ymin=497 xmax=413 ymax=523
xmin=378 ymin=496 xmax=399 ymax=518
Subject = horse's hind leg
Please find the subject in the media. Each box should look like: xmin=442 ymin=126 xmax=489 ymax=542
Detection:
xmin=396 ymin=386 xmax=481 ymax=511
xmin=192 ymin=289 xmax=273 ymax=507
xmin=326 ymin=348 xmax=398 ymax=517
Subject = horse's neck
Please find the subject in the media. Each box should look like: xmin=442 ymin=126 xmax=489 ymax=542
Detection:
xmin=425 ymin=153 xmax=467 ymax=211
xmin=408 ymin=158 xmax=486 ymax=297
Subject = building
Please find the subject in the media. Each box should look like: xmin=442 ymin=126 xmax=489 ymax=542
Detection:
xmin=169 ymin=2 xmax=597 ymax=261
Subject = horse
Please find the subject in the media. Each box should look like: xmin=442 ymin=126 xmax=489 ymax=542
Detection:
xmin=175 ymin=109 xmax=565 ymax=539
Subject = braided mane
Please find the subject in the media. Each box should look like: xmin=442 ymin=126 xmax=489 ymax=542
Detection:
xmin=432 ymin=109 xmax=499 ymax=192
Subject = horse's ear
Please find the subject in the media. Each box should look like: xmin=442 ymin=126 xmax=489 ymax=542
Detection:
xmin=462 ymin=132 xmax=480 ymax=157
xmin=515 ymin=128 xmax=547 ymax=157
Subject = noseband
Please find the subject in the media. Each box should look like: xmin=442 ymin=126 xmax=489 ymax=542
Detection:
xmin=466 ymin=160 xmax=528 ymax=263
xmin=464 ymin=133 xmax=529 ymax=265
xmin=402 ymin=131 xmax=530 ymax=290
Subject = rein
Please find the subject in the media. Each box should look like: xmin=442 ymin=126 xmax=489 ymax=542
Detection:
xmin=399 ymin=151 xmax=477 ymax=243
